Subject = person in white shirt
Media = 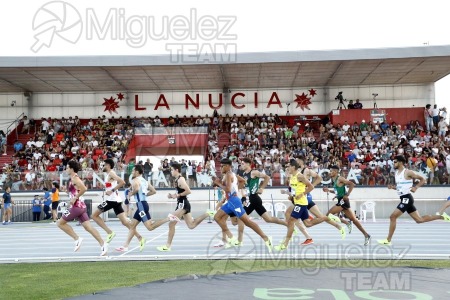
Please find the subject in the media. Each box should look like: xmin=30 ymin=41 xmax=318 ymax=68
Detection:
xmin=438 ymin=117 xmax=448 ymax=139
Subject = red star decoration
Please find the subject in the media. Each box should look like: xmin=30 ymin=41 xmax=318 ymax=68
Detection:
xmin=117 ymin=92 xmax=125 ymax=101
xmin=102 ymin=96 xmax=120 ymax=114
xmin=308 ymin=88 xmax=317 ymax=97
xmin=294 ymin=93 xmax=312 ymax=111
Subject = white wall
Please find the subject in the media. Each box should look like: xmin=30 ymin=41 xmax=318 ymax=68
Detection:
xmin=0 ymin=84 xmax=435 ymax=125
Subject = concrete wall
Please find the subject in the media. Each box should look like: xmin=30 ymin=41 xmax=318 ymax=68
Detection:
xmin=9 ymin=186 xmax=450 ymax=220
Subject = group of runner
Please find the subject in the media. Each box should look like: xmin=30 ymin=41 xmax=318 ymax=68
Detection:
xmin=5 ymin=154 xmax=449 ymax=255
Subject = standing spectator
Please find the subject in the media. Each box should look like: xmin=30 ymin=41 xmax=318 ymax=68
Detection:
xmin=32 ymin=194 xmax=42 ymax=222
xmin=143 ymin=159 xmax=153 ymax=181
xmin=432 ymin=104 xmax=440 ymax=127
xmin=353 ymin=99 xmax=363 ymax=109
xmin=51 ymin=181 xmax=60 ymax=223
xmin=440 ymin=107 xmax=447 ymax=122
xmin=424 ymin=104 xmax=434 ymax=131
xmin=42 ymin=187 xmax=52 ymax=220
xmin=21 ymin=116 xmax=30 ymax=134
xmin=2 ymin=186 xmax=14 ymax=224
xmin=0 ymin=130 xmax=7 ymax=155
xmin=438 ymin=117 xmax=448 ymax=140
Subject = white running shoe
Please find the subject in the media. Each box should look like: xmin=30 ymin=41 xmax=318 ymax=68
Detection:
xmin=213 ymin=240 xmax=225 ymax=248
xmin=74 ymin=238 xmax=83 ymax=252
xmin=100 ymin=243 xmax=108 ymax=256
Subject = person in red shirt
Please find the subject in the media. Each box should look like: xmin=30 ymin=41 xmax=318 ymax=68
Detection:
xmin=47 ymin=164 xmax=57 ymax=172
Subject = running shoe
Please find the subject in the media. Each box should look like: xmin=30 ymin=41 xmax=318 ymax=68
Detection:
xmin=168 ymin=213 xmax=180 ymax=222
xmin=213 ymin=240 xmax=225 ymax=248
xmin=300 ymin=238 xmax=314 ymax=246
xmin=328 ymin=214 xmax=341 ymax=223
xmin=100 ymin=243 xmax=108 ymax=256
xmin=156 ymin=245 xmax=171 ymax=252
xmin=340 ymin=227 xmax=346 ymax=240
xmin=206 ymin=209 xmax=216 ymax=217
xmin=139 ymin=237 xmax=146 ymax=252
xmin=225 ymin=236 xmax=237 ymax=249
xmin=442 ymin=212 xmax=450 ymax=222
xmin=74 ymin=237 xmax=83 ymax=252
xmin=265 ymin=236 xmax=273 ymax=253
xmin=115 ymin=246 xmax=129 ymax=252
xmin=347 ymin=221 xmax=353 ymax=234
xmin=274 ymin=244 xmax=287 ymax=251
xmin=106 ymin=231 xmax=116 ymax=243
xmin=377 ymin=239 xmax=391 ymax=246
xmin=364 ymin=234 xmax=371 ymax=246
xmin=234 ymin=240 xmax=243 ymax=247
xmin=7 ymin=221 xmax=11 ymax=225
xmin=2 ymin=221 xmax=5 ymax=225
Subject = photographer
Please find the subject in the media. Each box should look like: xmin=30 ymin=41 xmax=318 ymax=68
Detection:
xmin=335 ymin=92 xmax=346 ymax=109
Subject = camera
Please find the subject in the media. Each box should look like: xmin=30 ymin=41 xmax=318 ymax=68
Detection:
xmin=10 ymin=100 xmax=16 ymax=106
xmin=372 ymin=93 xmax=378 ymax=97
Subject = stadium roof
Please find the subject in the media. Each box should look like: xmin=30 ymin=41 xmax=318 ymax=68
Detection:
xmin=1 ymin=45 xmax=450 ymax=93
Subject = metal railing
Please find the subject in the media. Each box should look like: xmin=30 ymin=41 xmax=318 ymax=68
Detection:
xmin=6 ymin=112 xmax=24 ymax=144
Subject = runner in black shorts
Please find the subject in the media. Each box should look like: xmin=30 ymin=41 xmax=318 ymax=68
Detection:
xmin=378 ymin=155 xmax=450 ymax=246
xmin=232 ymin=158 xmax=288 ymax=246
xmin=91 ymin=159 xmax=143 ymax=244
xmin=324 ymin=165 xmax=371 ymax=246
xmin=156 ymin=162 xmax=215 ymax=252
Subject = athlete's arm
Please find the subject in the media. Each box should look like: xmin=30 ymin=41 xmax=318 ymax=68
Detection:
xmin=405 ymin=170 xmax=425 ymax=193
xmin=252 ymin=170 xmax=270 ymax=192
xmin=107 ymin=171 xmax=125 ymax=194
xmin=298 ymin=173 xmax=314 ymax=196
xmin=307 ymin=169 xmax=323 ymax=187
xmin=176 ymin=177 xmax=191 ymax=198
xmin=72 ymin=177 xmax=87 ymax=204
xmin=130 ymin=179 xmax=140 ymax=197
xmin=146 ymin=184 xmax=156 ymax=196
xmin=340 ymin=176 xmax=355 ymax=196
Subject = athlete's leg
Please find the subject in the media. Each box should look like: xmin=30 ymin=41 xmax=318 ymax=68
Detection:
xmin=238 ymin=213 xmax=269 ymax=242
xmin=92 ymin=208 xmax=112 ymax=235
xmin=342 ymin=209 xmax=369 ymax=237
xmin=409 ymin=210 xmax=443 ymax=224
xmin=57 ymin=218 xmax=79 ymax=240
xmin=214 ymin=209 xmax=233 ymax=240
xmin=384 ymin=209 xmax=403 ymax=242
xmin=309 ymin=205 xmax=342 ymax=230
xmin=438 ymin=201 xmax=450 ymax=215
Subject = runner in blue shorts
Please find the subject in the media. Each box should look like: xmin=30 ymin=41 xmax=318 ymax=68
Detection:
xmin=213 ymin=158 xmax=273 ymax=251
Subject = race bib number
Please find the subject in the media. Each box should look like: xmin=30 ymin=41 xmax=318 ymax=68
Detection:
xmin=98 ymin=201 xmax=108 ymax=209
xmin=339 ymin=200 xmax=345 ymax=206
xmin=293 ymin=206 xmax=301 ymax=213
xmin=177 ymin=202 xmax=185 ymax=210
xmin=63 ymin=210 xmax=70 ymax=217
xmin=401 ymin=197 xmax=410 ymax=204
xmin=139 ymin=210 xmax=146 ymax=218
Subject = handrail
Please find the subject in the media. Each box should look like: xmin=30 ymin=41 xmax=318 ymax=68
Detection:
xmin=6 ymin=112 xmax=24 ymax=142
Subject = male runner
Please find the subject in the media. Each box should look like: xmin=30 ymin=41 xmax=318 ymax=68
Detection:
xmin=213 ymin=158 xmax=273 ymax=252
xmin=57 ymin=160 xmax=108 ymax=256
xmin=91 ymin=159 xmax=143 ymax=244
xmin=378 ymin=155 xmax=450 ymax=245
xmin=323 ymin=165 xmax=371 ymax=246
xmin=116 ymin=165 xmax=179 ymax=252
xmin=157 ymin=162 xmax=215 ymax=251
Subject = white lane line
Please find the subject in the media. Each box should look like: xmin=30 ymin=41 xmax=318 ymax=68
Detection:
xmin=118 ymin=230 xmax=168 ymax=257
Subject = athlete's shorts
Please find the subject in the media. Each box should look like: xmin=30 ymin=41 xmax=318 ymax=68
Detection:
xmin=221 ymin=195 xmax=245 ymax=218
xmin=4 ymin=203 xmax=11 ymax=210
xmin=291 ymin=204 xmax=309 ymax=221
xmin=306 ymin=193 xmax=316 ymax=210
xmin=104 ymin=191 xmax=122 ymax=202
xmin=51 ymin=202 xmax=59 ymax=210
xmin=124 ymin=198 xmax=130 ymax=205
xmin=396 ymin=194 xmax=417 ymax=214
xmin=62 ymin=206 xmax=90 ymax=223
xmin=336 ymin=196 xmax=351 ymax=210
xmin=97 ymin=200 xmax=124 ymax=215
xmin=243 ymin=194 xmax=267 ymax=216
xmin=228 ymin=197 xmax=247 ymax=217
xmin=175 ymin=198 xmax=191 ymax=214
xmin=134 ymin=201 xmax=151 ymax=223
